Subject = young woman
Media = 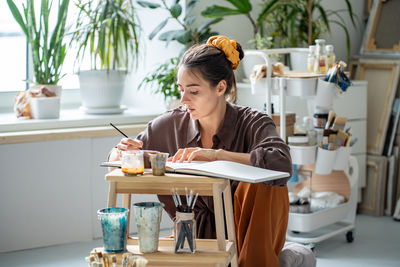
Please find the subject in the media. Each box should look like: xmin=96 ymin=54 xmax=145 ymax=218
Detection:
xmin=109 ymin=35 xmax=292 ymax=267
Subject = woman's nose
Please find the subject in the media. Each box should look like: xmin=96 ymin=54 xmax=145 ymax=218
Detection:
xmin=180 ymin=91 xmax=189 ymax=104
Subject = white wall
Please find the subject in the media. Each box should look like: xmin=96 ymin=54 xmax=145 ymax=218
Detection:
xmin=122 ymin=6 xmax=185 ymax=113
xmin=0 ymin=136 xmax=173 ymax=253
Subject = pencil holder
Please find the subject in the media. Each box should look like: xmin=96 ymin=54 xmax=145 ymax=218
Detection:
xmin=333 ymin=146 xmax=352 ymax=171
xmin=174 ymin=211 xmax=196 ymax=253
xmin=315 ymin=147 xmax=337 ymax=175
xmin=315 ymin=79 xmax=336 ymax=109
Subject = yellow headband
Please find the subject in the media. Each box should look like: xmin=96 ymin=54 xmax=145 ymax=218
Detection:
xmin=206 ymin=35 xmax=240 ymax=70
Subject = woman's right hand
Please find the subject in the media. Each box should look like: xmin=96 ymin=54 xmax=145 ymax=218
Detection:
xmin=117 ymin=138 xmax=143 ymax=151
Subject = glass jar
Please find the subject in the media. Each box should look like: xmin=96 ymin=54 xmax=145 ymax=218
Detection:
xmin=303 ymin=116 xmax=317 ymax=146
xmin=121 ymin=150 xmax=144 ymax=175
xmin=288 ymin=136 xmax=309 ymax=146
xmin=325 ymin=45 xmax=336 ymax=69
xmin=307 ymin=45 xmax=316 ymax=73
xmin=314 ymin=39 xmax=327 ymax=74
xmin=174 ymin=211 xmax=196 ymax=253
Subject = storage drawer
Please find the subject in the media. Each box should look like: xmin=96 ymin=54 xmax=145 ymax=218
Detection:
xmin=333 ymin=81 xmax=367 ymax=120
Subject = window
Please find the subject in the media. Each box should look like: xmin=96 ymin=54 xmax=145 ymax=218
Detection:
xmin=0 ymin=1 xmax=27 ymax=92
xmin=0 ymin=1 xmax=82 ymax=93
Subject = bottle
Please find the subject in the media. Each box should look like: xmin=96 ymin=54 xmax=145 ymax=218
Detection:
xmin=307 ymin=45 xmax=316 ymax=73
xmin=314 ymin=39 xmax=327 ymax=74
xmin=325 ymin=45 xmax=336 ymax=69
xmin=303 ymin=116 xmax=317 ymax=146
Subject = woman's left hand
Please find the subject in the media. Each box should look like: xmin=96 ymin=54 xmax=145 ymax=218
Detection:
xmin=170 ymin=147 xmax=221 ymax=163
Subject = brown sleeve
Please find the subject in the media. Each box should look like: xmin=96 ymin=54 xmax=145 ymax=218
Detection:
xmin=247 ymin=114 xmax=292 ymax=186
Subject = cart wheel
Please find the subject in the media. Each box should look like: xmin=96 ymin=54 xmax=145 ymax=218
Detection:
xmin=346 ymin=231 xmax=354 ymax=243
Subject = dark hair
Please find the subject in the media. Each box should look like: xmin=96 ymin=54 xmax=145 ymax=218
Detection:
xmin=179 ymin=42 xmax=244 ymax=103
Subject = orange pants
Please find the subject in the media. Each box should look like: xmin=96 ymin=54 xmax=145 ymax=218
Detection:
xmin=234 ymin=183 xmax=289 ymax=267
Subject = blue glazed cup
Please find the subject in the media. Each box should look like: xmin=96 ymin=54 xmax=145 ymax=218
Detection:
xmin=97 ymin=207 xmax=129 ymax=253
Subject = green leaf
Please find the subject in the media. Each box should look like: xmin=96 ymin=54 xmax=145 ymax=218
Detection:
xmin=137 ymin=1 xmax=161 ymax=9
xmin=201 ymin=5 xmax=243 ymax=18
xmin=176 ymin=29 xmax=191 ymax=44
xmin=6 ymin=0 xmax=28 ymax=36
xmin=256 ymin=0 xmax=279 ymax=25
xmin=149 ymin=18 xmax=169 ymax=40
xmin=170 ymin=3 xmax=182 ymax=18
xmin=158 ymin=29 xmax=190 ymax=45
xmin=344 ymin=0 xmax=356 ymax=27
xmin=185 ymin=15 xmax=196 ymax=26
xmin=197 ymin=17 xmax=223 ymax=33
xmin=158 ymin=29 xmax=180 ymax=43
xmin=316 ymin=4 xmax=330 ymax=33
xmin=186 ymin=0 xmax=198 ymax=14
xmin=225 ymin=0 xmax=251 ymax=12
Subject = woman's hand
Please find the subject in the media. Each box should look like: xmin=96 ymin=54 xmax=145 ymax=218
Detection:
xmin=170 ymin=147 xmax=221 ymax=163
xmin=115 ymin=138 xmax=143 ymax=159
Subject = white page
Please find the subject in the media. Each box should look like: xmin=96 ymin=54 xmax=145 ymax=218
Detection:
xmin=167 ymin=160 xmax=289 ymax=183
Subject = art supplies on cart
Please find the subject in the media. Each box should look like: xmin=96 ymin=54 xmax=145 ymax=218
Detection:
xmin=314 ymin=111 xmax=355 ymax=174
xmin=86 ymin=250 xmax=148 ymax=267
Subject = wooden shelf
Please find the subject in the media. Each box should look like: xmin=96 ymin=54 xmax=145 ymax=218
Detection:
xmin=92 ymin=238 xmax=235 ymax=266
xmin=101 ymin=170 xmax=238 ymax=266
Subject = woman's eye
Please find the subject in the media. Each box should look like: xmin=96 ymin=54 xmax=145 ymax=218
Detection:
xmin=190 ymin=91 xmax=198 ymax=95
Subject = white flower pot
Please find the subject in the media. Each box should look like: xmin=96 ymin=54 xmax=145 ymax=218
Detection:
xmin=78 ymin=70 xmax=127 ymax=114
xmin=30 ymin=96 xmax=60 ymax=119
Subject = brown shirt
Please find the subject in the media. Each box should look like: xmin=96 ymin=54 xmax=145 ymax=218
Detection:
xmin=136 ymin=101 xmax=292 ymax=238
xmin=137 ymin=101 xmax=292 ymax=182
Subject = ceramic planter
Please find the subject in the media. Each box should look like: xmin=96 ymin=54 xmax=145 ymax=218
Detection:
xmin=78 ymin=70 xmax=127 ymax=114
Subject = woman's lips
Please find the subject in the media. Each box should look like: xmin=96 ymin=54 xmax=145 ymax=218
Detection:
xmin=187 ymin=107 xmax=195 ymax=113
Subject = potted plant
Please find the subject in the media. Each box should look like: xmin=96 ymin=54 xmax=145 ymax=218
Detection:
xmin=202 ymin=0 xmax=356 ymax=75
xmin=7 ymin=0 xmax=70 ymax=119
xmin=71 ymin=0 xmax=141 ymax=114
xmin=137 ymin=0 xmax=221 ymax=109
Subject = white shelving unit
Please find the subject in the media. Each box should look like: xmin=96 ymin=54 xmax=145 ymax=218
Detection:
xmin=243 ymin=49 xmax=358 ymax=249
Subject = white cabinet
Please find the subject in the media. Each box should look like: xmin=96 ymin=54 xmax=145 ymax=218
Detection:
xmin=0 ymin=136 xmax=173 ymax=253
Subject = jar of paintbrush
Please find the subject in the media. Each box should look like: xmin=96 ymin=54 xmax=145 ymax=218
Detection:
xmin=171 ymin=187 xmax=198 ymax=253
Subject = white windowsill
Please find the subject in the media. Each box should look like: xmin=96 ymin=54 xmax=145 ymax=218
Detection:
xmin=0 ymin=107 xmax=162 ymax=133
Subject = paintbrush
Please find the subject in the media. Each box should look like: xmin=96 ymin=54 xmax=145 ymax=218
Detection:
xmin=325 ymin=111 xmax=336 ymax=129
xmin=332 ymin=117 xmax=347 ymax=130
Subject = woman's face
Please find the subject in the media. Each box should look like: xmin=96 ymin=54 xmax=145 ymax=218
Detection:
xmin=177 ymin=66 xmax=225 ymax=120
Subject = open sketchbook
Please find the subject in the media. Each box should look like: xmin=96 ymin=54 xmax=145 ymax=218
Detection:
xmin=101 ymin=160 xmax=290 ymax=184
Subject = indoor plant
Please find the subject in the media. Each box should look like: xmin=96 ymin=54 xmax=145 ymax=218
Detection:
xmin=71 ymin=0 xmax=141 ymax=114
xmin=137 ymin=0 xmax=221 ymax=108
xmin=202 ymin=0 xmax=356 ymax=73
xmin=7 ymin=0 xmax=70 ymax=119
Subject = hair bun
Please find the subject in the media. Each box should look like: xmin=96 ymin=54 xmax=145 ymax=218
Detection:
xmin=236 ymin=42 xmax=244 ymax=61
xmin=207 ymin=35 xmax=241 ymax=70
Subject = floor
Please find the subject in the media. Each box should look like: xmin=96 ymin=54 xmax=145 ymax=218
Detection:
xmin=0 ymin=215 xmax=399 ymax=267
